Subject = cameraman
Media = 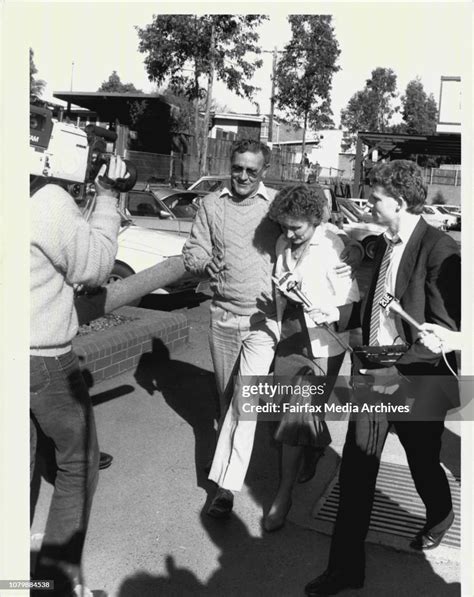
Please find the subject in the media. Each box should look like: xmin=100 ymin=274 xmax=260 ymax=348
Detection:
xmin=30 ymin=156 xmax=126 ymax=597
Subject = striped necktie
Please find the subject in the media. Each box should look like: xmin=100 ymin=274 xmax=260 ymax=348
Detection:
xmin=369 ymin=237 xmax=399 ymax=345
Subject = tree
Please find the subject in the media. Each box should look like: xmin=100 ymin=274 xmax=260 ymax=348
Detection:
xmin=366 ymin=67 xmax=398 ymax=131
xmin=98 ymin=71 xmax=142 ymax=93
xmin=274 ymin=15 xmax=340 ymax=177
xmin=340 ymin=67 xmax=398 ymax=151
xmin=400 ymin=78 xmax=438 ymax=134
xmin=30 ymin=48 xmax=46 ymax=101
xmin=136 ymin=14 xmax=267 ymax=175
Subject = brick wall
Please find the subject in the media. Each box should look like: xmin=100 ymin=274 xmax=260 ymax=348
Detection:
xmin=73 ymin=307 xmax=189 ymax=385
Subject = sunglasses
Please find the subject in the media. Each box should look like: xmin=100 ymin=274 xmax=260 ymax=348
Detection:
xmin=230 ymin=165 xmax=265 ymax=180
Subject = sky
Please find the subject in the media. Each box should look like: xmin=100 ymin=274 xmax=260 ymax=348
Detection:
xmin=20 ymin=2 xmax=471 ymax=128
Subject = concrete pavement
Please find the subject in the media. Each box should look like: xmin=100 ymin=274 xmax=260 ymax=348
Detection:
xmin=30 ymin=292 xmax=469 ymax=596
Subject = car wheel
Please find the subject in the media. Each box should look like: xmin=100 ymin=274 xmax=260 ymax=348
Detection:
xmin=107 ymin=261 xmax=141 ymax=307
xmin=362 ymin=236 xmax=378 ymax=260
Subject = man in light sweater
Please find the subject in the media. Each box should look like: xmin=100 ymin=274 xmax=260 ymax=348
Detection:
xmin=183 ymin=139 xmax=280 ymax=517
xmin=183 ymin=140 xmax=362 ymax=518
xmin=30 ymin=157 xmax=126 ymax=597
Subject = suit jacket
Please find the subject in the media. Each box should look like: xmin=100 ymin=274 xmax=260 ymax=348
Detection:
xmin=338 ymin=217 xmax=460 ymax=409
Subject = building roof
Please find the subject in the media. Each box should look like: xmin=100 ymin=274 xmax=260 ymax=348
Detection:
xmin=212 ymin=112 xmax=263 ymax=123
xmin=53 ymin=91 xmax=174 ymax=125
xmin=272 ymin=139 xmax=321 ymax=146
xmin=358 ymin=131 xmax=461 ymax=162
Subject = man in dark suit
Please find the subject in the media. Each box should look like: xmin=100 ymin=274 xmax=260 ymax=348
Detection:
xmin=304 ymin=160 xmax=460 ymax=596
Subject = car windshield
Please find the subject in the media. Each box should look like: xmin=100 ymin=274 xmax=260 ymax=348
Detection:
xmin=191 ymin=179 xmax=226 ymax=193
xmin=436 ymin=206 xmax=453 ymax=215
xmin=338 ymin=198 xmax=371 ymax=221
xmin=127 ymin=191 xmax=159 ymax=215
xmin=161 ymin=193 xmax=198 ymax=218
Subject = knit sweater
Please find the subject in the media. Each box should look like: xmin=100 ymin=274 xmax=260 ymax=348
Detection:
xmin=182 ymin=183 xmax=280 ymax=316
xmin=30 ymin=183 xmax=120 ymax=355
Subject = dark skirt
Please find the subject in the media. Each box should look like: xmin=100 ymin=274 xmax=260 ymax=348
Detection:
xmin=273 ymin=301 xmax=341 ymax=447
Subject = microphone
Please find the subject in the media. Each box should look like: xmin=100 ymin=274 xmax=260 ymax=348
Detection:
xmin=272 ymin=273 xmax=352 ymax=353
xmin=379 ymin=292 xmax=423 ymax=331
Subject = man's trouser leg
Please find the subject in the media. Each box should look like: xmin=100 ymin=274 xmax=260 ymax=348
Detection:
xmin=208 ymin=307 xmax=278 ymax=491
xmin=327 ymin=412 xmax=390 ymax=582
xmin=395 ymin=420 xmax=453 ymax=527
xmin=30 ymin=351 xmax=100 ymax=595
xmin=208 ymin=303 xmax=245 ymax=429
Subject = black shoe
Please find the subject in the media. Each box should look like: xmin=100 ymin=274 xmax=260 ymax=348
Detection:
xmin=305 ymin=569 xmax=364 ymax=596
xmin=99 ymin=452 xmax=113 ymax=470
xmin=206 ymin=488 xmax=234 ymax=519
xmin=298 ymin=447 xmax=325 ymax=484
xmin=410 ymin=510 xmax=454 ymax=551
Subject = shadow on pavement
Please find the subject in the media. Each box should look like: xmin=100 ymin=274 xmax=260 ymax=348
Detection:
xmin=90 ymin=384 xmax=135 ymax=407
xmin=115 ymin=492 xmax=460 ymax=597
xmin=134 ymin=338 xmax=218 ymax=488
xmin=115 ymin=413 xmax=460 ymax=596
xmin=102 ymin=297 xmax=461 ymax=596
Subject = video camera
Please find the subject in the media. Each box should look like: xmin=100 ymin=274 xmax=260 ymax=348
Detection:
xmin=30 ymin=104 xmax=137 ymax=192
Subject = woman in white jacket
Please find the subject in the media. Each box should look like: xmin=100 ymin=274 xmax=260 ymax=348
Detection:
xmin=264 ymin=184 xmax=360 ymax=532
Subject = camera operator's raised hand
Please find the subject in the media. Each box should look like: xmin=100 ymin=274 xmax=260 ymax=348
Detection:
xmin=94 ymin=155 xmax=129 ymax=198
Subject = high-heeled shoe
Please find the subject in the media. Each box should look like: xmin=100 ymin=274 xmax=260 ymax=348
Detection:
xmin=297 ymin=447 xmax=325 ymax=484
xmin=263 ymin=499 xmax=292 ymax=532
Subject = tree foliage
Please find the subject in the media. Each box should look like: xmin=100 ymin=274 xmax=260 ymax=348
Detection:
xmin=340 ymin=67 xmax=398 ymax=150
xmin=137 ymin=15 xmax=266 ymax=100
xmin=30 ymin=48 xmax=46 ymax=101
xmin=136 ymin=14 xmax=267 ymax=173
xmin=98 ymin=71 xmax=142 ymax=93
xmin=400 ymin=77 xmax=438 ymax=134
xmin=274 ymin=15 xmax=340 ymax=169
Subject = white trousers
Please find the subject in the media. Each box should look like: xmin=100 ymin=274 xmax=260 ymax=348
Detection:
xmin=208 ymin=303 xmax=279 ymax=491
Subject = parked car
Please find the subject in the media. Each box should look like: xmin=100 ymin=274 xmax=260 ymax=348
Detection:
xmin=449 ymin=214 xmax=462 ymax=231
xmin=108 ymin=222 xmax=198 ymax=296
xmin=430 ymin=204 xmax=461 ymax=229
xmin=121 ymin=186 xmax=200 ymax=236
xmin=432 ymin=204 xmax=461 ymax=216
xmin=187 ymin=176 xmax=228 ymax=194
xmin=187 ymin=175 xmax=297 ymax=195
xmin=347 ymin=197 xmax=369 ymax=210
xmin=337 ymin=197 xmax=386 ymax=259
xmin=189 ymin=176 xmax=347 ymax=231
xmin=421 ymin=205 xmax=458 ymax=230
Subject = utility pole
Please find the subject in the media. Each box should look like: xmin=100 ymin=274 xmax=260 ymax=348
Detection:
xmin=200 ymin=21 xmax=216 ymax=177
xmin=263 ymin=47 xmax=282 ymax=143
xmin=268 ymin=47 xmax=278 ymax=143
xmin=70 ymin=61 xmax=75 ymax=91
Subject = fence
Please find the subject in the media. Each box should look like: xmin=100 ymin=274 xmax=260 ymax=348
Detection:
xmin=126 ymin=150 xmax=173 ymax=184
xmin=127 ymin=140 xmax=301 ymax=187
xmin=422 ymin=168 xmax=461 ymax=186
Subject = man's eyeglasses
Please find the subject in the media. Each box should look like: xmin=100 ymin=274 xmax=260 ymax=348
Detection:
xmin=231 ymin=165 xmax=265 ymax=180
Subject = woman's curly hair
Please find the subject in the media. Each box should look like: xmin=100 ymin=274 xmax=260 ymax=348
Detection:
xmin=268 ymin=184 xmax=326 ymax=224
xmin=369 ymin=160 xmax=427 ymax=214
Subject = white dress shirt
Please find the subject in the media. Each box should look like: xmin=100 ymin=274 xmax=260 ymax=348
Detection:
xmin=376 ymin=211 xmax=421 ymax=345
xmin=275 ymin=225 xmax=360 ymax=357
